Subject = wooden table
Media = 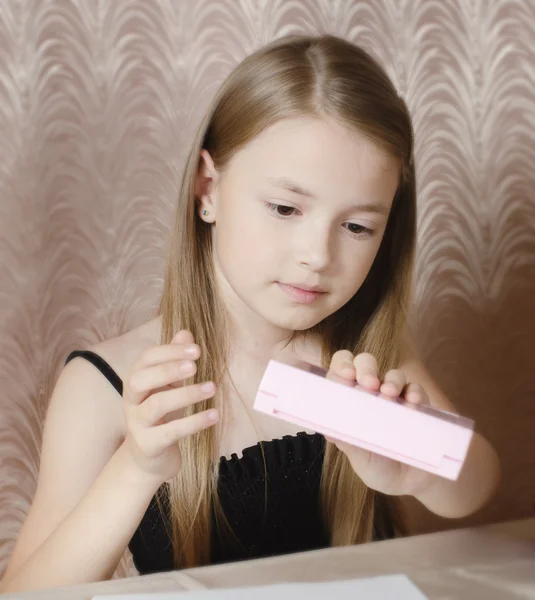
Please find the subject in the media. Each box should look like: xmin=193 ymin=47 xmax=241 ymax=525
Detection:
xmin=6 ymin=518 xmax=535 ymax=599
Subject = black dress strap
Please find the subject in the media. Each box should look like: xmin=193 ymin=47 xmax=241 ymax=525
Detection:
xmin=65 ymin=350 xmax=123 ymax=396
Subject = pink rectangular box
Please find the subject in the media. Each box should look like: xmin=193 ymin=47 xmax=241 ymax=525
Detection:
xmin=254 ymin=359 xmax=475 ymax=480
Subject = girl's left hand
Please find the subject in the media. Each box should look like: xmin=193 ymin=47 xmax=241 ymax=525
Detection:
xmin=326 ymin=350 xmax=438 ymax=498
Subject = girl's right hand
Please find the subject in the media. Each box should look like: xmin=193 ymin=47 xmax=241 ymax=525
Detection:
xmin=121 ymin=329 xmax=218 ymax=486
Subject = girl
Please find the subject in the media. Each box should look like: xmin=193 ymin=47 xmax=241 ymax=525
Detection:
xmin=1 ymin=34 xmax=500 ymax=592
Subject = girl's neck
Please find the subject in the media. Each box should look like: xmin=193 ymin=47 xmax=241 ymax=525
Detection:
xmin=230 ymin=321 xmax=294 ymax=361
xmin=228 ymin=318 xmax=321 ymax=371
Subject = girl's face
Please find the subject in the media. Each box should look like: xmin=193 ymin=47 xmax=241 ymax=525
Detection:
xmin=199 ymin=116 xmax=400 ymax=335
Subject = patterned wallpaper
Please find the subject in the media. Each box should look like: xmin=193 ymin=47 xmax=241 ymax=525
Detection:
xmin=1 ymin=0 xmax=534 ymax=579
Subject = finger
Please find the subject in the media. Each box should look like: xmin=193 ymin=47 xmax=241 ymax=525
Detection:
xmin=126 ymin=359 xmax=198 ymax=404
xmin=139 ymin=381 xmax=216 ymax=426
xmin=354 ymin=353 xmax=380 ymax=390
xmin=403 ymin=382 xmax=429 ymax=405
xmin=166 ymin=331 xmax=197 ymax=389
xmin=134 ymin=342 xmax=200 ymax=372
xmin=380 ymin=369 xmax=407 ymax=397
xmin=329 ymin=350 xmax=356 ymax=380
xmin=149 ymin=409 xmax=219 ymax=455
xmin=173 ymin=329 xmax=194 ymax=345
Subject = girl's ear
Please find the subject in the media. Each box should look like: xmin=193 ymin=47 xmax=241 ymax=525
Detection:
xmin=195 ymin=149 xmax=218 ymax=223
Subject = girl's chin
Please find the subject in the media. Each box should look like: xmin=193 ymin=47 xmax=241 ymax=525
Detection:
xmin=262 ymin=311 xmax=325 ymax=333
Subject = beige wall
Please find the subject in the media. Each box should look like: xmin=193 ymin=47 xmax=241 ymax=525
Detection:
xmin=1 ymin=0 xmax=534 ymax=580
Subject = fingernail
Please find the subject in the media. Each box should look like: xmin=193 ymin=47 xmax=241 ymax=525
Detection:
xmin=207 ymin=409 xmax=218 ymax=421
xmin=179 ymin=361 xmax=193 ymax=373
xmin=184 ymin=344 xmax=198 ymax=357
xmin=360 ymin=375 xmax=380 ymax=388
xmin=201 ymin=382 xmax=215 ymax=394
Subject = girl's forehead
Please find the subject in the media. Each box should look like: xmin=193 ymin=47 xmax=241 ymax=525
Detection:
xmin=232 ymin=116 xmax=395 ymax=169
xmin=225 ymin=116 xmax=399 ymax=201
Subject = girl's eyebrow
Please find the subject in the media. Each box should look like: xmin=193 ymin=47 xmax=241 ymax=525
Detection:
xmin=268 ymin=177 xmax=315 ymax=198
xmin=267 ymin=176 xmax=389 ymax=215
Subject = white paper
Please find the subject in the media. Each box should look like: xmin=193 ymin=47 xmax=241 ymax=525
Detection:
xmin=93 ymin=574 xmax=428 ymax=600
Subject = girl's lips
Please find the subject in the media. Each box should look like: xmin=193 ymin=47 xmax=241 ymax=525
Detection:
xmin=277 ymin=282 xmax=326 ymax=304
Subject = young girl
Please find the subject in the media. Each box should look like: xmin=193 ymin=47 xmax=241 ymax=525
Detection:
xmin=1 ymin=34 xmax=500 ymax=592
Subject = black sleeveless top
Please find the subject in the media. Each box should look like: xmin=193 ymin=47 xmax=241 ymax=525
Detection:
xmin=65 ymin=350 xmax=393 ymax=574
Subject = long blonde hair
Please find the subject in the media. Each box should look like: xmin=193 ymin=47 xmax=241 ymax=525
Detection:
xmin=159 ymin=34 xmax=416 ymax=567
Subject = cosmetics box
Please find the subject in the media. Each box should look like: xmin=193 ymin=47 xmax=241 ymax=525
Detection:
xmin=254 ymin=359 xmax=474 ymax=480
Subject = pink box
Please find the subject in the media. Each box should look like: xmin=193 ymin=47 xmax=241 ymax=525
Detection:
xmin=254 ymin=359 xmax=475 ymax=480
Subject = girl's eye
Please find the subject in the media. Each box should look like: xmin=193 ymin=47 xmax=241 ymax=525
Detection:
xmin=344 ymin=223 xmax=372 ymax=237
xmin=276 ymin=205 xmax=295 ymax=216
xmin=266 ymin=202 xmax=297 ymax=218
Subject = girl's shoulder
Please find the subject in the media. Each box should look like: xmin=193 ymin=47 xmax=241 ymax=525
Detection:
xmin=65 ymin=316 xmax=162 ymax=436
xmin=87 ymin=316 xmax=161 ymax=389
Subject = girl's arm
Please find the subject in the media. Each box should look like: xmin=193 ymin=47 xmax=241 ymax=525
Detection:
xmin=400 ymin=356 xmax=501 ymax=518
xmin=326 ymin=346 xmax=500 ymax=519
xmin=1 ymin=441 xmax=159 ymax=592
xmin=2 ymin=331 xmax=217 ymax=593
xmin=0 ymin=357 xmax=156 ymax=592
